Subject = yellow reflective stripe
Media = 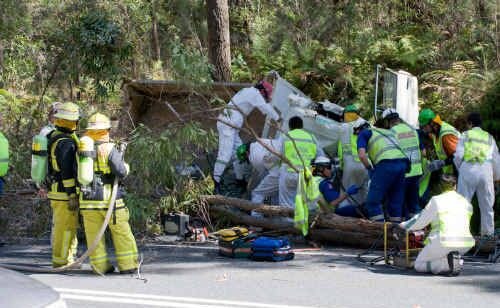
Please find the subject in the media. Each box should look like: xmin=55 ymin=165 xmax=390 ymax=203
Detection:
xmin=0 ymin=158 xmax=8 ymax=162
xmin=90 ymin=254 xmax=109 ymax=262
xmin=115 ymin=252 xmax=138 ymax=260
xmin=50 ymin=138 xmax=61 ymax=172
xmin=48 ymin=192 xmax=70 ymax=201
xmin=62 ymin=178 xmax=76 ymax=188
xmin=79 ymin=199 xmax=125 ymax=209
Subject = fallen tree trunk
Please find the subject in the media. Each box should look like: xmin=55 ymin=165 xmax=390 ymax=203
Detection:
xmin=204 ymin=194 xmax=384 ymax=233
xmin=210 ymin=204 xmax=401 ymax=248
xmin=204 ymin=195 xmax=294 ymax=216
xmin=205 ymin=195 xmax=495 ymax=253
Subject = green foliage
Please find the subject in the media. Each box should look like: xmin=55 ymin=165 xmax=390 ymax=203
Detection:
xmin=0 ymin=89 xmax=52 ymax=184
xmin=124 ymin=122 xmax=217 ymax=233
xmin=68 ymin=10 xmax=132 ymax=98
xmin=168 ymin=39 xmax=213 ymax=85
xmin=479 ymin=73 xmax=500 ymax=140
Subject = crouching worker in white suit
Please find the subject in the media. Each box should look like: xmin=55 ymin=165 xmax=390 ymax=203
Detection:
xmin=213 ymin=81 xmax=280 ymax=194
xmin=236 ymin=139 xmax=282 ymax=205
xmin=397 ymin=182 xmax=475 ymax=276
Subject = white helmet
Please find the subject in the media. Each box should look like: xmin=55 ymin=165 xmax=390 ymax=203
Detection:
xmin=352 ymin=118 xmax=369 ymax=130
xmin=314 ymin=156 xmax=331 ymax=165
xmin=382 ymin=108 xmax=399 ymax=120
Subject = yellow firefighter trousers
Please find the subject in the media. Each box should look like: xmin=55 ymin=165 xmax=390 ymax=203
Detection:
xmin=50 ymin=200 xmax=78 ymax=267
xmin=80 ymin=203 xmax=138 ymax=273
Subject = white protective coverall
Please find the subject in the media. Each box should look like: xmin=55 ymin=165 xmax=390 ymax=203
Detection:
xmin=454 ymin=127 xmax=500 ymax=236
xmin=214 ymin=87 xmax=280 ymax=182
xmin=249 ymin=139 xmax=282 ymax=204
xmin=338 ymin=122 xmax=369 ymax=206
xmin=400 ymin=191 xmax=475 ymax=274
xmin=278 ymin=135 xmax=324 ymax=209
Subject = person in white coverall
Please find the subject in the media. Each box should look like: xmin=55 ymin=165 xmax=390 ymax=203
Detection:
xmin=279 ymin=116 xmax=324 ymax=208
xmin=398 ymin=188 xmax=475 ymax=275
xmin=213 ymin=81 xmax=280 ymax=194
xmin=337 ymin=105 xmax=369 ymax=205
xmin=454 ymin=112 xmax=500 ymax=237
xmin=237 ymin=139 xmax=282 ymax=203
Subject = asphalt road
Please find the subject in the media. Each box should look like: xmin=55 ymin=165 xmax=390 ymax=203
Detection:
xmin=0 ymin=241 xmax=499 ymax=308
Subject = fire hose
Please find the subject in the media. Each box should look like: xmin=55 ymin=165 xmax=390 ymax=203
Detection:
xmin=0 ymin=177 xmax=119 ymax=273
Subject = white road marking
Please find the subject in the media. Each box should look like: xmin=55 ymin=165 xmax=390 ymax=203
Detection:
xmin=57 ymin=288 xmax=323 ymax=308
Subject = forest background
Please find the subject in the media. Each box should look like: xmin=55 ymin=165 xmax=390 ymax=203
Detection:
xmin=0 ymin=0 xmax=499 ymax=237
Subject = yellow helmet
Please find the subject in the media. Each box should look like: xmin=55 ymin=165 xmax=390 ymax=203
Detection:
xmin=54 ymin=102 xmax=80 ymax=121
xmin=86 ymin=112 xmax=111 ymax=130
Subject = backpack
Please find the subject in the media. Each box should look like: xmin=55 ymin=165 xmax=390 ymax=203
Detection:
xmin=218 ymin=234 xmax=257 ymax=258
xmin=216 ymin=227 xmax=249 ymax=242
xmin=250 ymin=236 xmax=295 ymax=262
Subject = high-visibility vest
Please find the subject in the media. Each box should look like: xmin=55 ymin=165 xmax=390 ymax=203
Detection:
xmin=284 ymin=129 xmax=317 ymax=172
xmin=294 ymin=168 xmax=320 ymax=236
xmin=419 ymin=158 xmax=431 ymax=198
xmin=433 ymin=122 xmax=460 ymax=175
xmin=79 ymin=142 xmax=126 ymax=210
xmin=391 ymin=123 xmax=422 ymax=177
xmin=338 ymin=133 xmax=360 ymax=163
xmin=429 ymin=194 xmax=475 ymax=248
xmin=367 ymin=128 xmax=406 ymax=165
xmin=0 ymin=132 xmax=9 ymax=177
xmin=463 ymin=128 xmax=493 ymax=164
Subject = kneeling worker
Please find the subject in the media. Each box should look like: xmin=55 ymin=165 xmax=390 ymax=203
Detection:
xmin=314 ymin=156 xmax=361 ymax=217
xmin=78 ymin=113 xmax=138 ymax=274
xmin=397 ymin=179 xmax=474 ymax=276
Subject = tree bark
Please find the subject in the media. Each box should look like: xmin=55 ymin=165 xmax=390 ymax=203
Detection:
xmin=210 ymin=204 xmax=402 ymax=248
xmin=206 ymin=0 xmax=231 ymax=81
xmin=205 ymin=195 xmax=494 ymax=252
xmin=151 ymin=0 xmax=161 ymax=62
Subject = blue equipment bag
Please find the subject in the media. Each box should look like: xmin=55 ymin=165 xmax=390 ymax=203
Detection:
xmin=250 ymin=236 xmax=294 ymax=261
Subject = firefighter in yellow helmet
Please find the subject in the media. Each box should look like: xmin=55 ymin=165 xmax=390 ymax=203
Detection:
xmin=78 ymin=112 xmax=138 ymax=274
xmin=46 ymin=102 xmax=80 ymax=267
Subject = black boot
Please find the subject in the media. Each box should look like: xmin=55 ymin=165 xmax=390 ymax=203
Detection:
xmin=447 ymin=251 xmax=463 ymax=276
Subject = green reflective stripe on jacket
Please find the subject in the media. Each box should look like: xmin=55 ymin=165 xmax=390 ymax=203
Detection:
xmin=433 ymin=122 xmax=459 ymax=175
xmin=367 ymin=129 xmax=405 ymax=165
xmin=284 ymin=129 xmax=317 ymax=172
xmin=463 ymin=128 xmax=493 ymax=163
xmin=391 ymin=123 xmax=423 ymax=177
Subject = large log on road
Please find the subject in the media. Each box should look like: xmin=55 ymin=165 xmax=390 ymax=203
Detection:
xmin=207 ymin=197 xmax=402 ymax=248
xmin=204 ymin=195 xmax=495 ymax=252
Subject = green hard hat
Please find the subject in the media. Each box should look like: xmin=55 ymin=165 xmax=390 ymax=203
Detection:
xmin=236 ymin=143 xmax=250 ymax=162
xmin=344 ymin=104 xmax=358 ymax=113
xmin=418 ymin=108 xmax=436 ymax=126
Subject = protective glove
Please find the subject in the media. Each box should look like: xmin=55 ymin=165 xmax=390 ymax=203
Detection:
xmin=346 ymin=185 xmax=360 ymax=195
xmin=391 ymin=223 xmax=405 ymax=240
xmin=68 ymin=195 xmax=79 ymax=211
xmin=427 ymin=160 xmax=445 ymax=172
